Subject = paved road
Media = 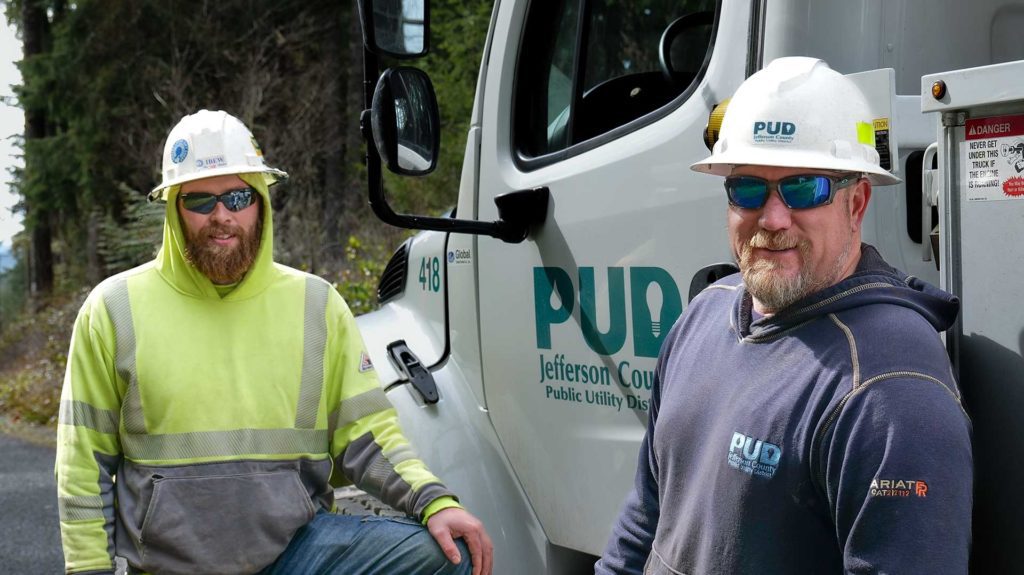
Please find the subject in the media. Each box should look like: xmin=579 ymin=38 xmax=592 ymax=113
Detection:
xmin=0 ymin=431 xmax=65 ymax=573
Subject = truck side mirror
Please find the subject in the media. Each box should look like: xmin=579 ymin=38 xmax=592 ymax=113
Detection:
xmin=360 ymin=65 xmax=548 ymax=243
xmin=371 ymin=67 xmax=440 ymax=176
xmin=356 ymin=0 xmax=429 ymax=59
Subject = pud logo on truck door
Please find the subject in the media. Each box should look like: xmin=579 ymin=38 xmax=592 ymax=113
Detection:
xmin=533 ymin=266 xmax=682 ymax=358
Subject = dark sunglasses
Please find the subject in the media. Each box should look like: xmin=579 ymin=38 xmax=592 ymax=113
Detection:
xmin=179 ymin=187 xmax=258 ymax=214
xmin=724 ymin=173 xmax=860 ymax=210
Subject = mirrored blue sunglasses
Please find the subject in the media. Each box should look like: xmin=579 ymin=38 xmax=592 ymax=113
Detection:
xmin=180 ymin=187 xmax=258 ymax=214
xmin=724 ymin=173 xmax=860 ymax=209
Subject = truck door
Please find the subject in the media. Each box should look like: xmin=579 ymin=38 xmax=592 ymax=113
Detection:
xmin=473 ymin=0 xmax=748 ymax=555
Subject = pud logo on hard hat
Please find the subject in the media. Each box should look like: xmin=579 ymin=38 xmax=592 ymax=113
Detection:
xmin=752 ymin=121 xmax=796 ymax=144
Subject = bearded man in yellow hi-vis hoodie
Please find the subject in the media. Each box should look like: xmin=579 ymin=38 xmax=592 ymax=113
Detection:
xmin=55 ymin=110 xmax=493 ymax=575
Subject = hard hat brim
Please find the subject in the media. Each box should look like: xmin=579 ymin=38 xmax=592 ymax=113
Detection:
xmin=690 ymin=149 xmax=902 ymax=186
xmin=149 ymin=166 xmax=289 ymax=202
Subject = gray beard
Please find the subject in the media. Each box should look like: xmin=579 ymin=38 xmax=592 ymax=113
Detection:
xmin=738 ymin=229 xmax=852 ymax=313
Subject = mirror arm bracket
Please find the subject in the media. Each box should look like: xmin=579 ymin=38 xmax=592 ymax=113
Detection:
xmin=358 ymin=43 xmax=549 ymax=244
xmin=366 ymin=148 xmax=549 ymax=244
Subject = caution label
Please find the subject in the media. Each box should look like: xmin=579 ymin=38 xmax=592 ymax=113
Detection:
xmin=962 ymin=114 xmax=1024 ymax=201
xmin=874 ymin=118 xmax=891 ymax=171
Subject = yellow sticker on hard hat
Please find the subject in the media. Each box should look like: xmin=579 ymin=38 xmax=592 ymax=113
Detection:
xmin=251 ymin=136 xmax=264 ymax=157
xmin=857 ymin=122 xmax=875 ymax=146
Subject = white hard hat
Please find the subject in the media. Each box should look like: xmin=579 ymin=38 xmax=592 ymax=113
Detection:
xmin=692 ymin=57 xmax=900 ymax=185
xmin=150 ymin=109 xmax=288 ymax=201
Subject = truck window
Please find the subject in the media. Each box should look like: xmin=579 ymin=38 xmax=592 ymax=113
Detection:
xmin=515 ymin=0 xmax=718 ymax=163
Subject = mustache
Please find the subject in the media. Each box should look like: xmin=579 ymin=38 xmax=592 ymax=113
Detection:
xmin=747 ymin=230 xmax=800 ymax=251
xmin=199 ymin=222 xmax=244 ymax=238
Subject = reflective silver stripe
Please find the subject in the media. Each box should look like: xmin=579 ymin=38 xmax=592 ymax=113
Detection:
xmin=365 ymin=450 xmax=396 ymax=487
xmin=103 ymin=278 xmax=146 ymax=434
xmin=295 ymin=278 xmax=330 ymax=429
xmin=58 ymin=495 xmax=105 ymax=522
xmin=329 ymin=387 xmax=393 ymax=432
xmin=383 ymin=443 xmax=419 ymax=467
xmin=59 ymin=400 xmax=119 ymax=434
xmin=121 ymin=428 xmax=329 ymax=461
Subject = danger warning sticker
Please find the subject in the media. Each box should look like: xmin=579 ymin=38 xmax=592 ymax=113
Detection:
xmin=961 ymin=114 xmax=1024 ymax=201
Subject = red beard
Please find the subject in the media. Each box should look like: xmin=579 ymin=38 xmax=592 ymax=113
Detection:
xmin=183 ymin=216 xmax=263 ymax=285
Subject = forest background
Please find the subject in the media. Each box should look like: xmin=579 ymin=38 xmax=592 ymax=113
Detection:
xmin=0 ymin=0 xmax=492 ymax=430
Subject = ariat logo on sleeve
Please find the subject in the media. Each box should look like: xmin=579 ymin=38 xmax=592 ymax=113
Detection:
xmin=359 ymin=351 xmax=374 ymax=373
xmin=727 ymin=431 xmax=782 ymax=479
xmin=870 ymin=478 xmax=928 ymax=498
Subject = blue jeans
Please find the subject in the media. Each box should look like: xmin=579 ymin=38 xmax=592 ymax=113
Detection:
xmin=258 ymin=512 xmax=473 ymax=575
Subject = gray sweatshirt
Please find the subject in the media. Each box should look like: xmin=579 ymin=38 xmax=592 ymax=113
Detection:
xmin=598 ymin=244 xmax=972 ymax=574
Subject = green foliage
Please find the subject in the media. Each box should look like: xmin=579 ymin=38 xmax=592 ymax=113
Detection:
xmin=0 ymin=252 xmax=26 ymax=330
xmin=336 ymin=235 xmax=392 ymax=316
xmin=0 ymin=289 xmax=84 ymax=426
xmin=9 ymin=0 xmax=366 ymax=286
xmin=97 ymin=184 xmax=164 ymax=275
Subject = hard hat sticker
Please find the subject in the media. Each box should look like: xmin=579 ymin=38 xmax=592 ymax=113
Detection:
xmin=752 ymin=121 xmax=796 ymax=144
xmin=856 ymin=122 xmax=875 ymax=146
xmin=195 ymin=155 xmax=228 ymax=170
xmin=251 ymin=136 xmax=264 ymax=157
xmin=171 ymin=139 xmax=189 ymax=164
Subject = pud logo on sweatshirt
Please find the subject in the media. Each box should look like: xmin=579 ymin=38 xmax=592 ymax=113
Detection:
xmin=727 ymin=431 xmax=782 ymax=479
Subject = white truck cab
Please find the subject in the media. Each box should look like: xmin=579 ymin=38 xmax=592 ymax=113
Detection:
xmin=353 ymin=1 xmax=1024 ymax=572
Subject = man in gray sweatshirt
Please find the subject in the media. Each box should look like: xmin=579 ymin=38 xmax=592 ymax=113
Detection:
xmin=597 ymin=57 xmax=972 ymax=575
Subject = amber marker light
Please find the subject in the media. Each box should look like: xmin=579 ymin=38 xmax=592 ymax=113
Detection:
xmin=931 ymin=80 xmax=947 ymax=100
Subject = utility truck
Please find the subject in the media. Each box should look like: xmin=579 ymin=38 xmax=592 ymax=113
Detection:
xmin=351 ymin=0 xmax=1024 ymax=572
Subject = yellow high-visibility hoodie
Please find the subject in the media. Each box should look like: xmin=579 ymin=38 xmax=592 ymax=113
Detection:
xmin=55 ymin=175 xmax=460 ymax=575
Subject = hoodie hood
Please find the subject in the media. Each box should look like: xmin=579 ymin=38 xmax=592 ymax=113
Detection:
xmin=736 ymin=244 xmax=959 ymax=340
xmin=155 ymin=172 xmax=279 ymax=300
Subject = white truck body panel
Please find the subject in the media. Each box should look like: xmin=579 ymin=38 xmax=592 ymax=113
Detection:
xmin=920 ymin=59 xmax=1024 ymax=573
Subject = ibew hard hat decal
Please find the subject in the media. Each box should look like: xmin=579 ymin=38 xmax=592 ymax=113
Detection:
xmin=752 ymin=121 xmax=796 ymax=144
xmin=171 ymin=139 xmax=190 ymax=164
xmin=195 ymin=155 xmax=228 ymax=170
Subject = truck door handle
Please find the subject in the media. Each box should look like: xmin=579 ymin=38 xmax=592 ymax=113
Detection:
xmin=386 ymin=340 xmax=439 ymax=404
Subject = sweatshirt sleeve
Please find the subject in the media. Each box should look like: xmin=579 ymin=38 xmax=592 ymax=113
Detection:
xmin=822 ymin=376 xmax=972 ymax=575
xmin=55 ymin=294 xmax=124 ymax=574
xmin=595 ymin=366 xmax=662 ymax=575
xmin=326 ymin=296 xmax=460 ymax=521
